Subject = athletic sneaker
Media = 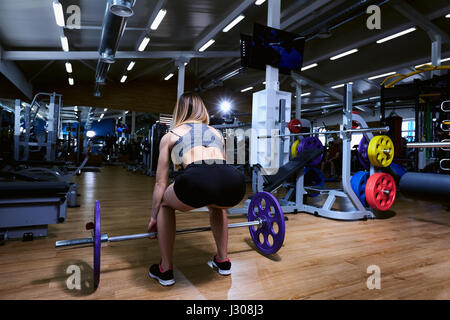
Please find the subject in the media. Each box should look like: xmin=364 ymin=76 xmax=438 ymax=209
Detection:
xmin=207 ymin=255 xmax=232 ymax=275
xmin=148 ymin=263 xmax=175 ymax=286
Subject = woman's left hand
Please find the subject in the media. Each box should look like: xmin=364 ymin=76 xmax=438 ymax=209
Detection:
xmin=147 ymin=217 xmax=158 ymax=239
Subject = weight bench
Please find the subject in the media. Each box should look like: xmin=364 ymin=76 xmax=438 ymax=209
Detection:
xmin=227 ymin=149 xmax=322 ymax=215
xmin=0 ymin=181 xmax=70 ymax=240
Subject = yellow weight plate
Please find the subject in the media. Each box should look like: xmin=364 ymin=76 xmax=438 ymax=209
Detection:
xmin=368 ymin=135 xmax=394 ymax=167
xmin=291 ymin=139 xmax=300 ymax=158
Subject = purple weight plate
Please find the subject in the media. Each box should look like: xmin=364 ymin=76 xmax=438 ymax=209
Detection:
xmin=94 ymin=200 xmax=101 ymax=289
xmin=297 ymin=136 xmax=324 ymax=166
xmin=358 ymin=136 xmax=369 ymax=169
xmin=248 ymin=192 xmax=285 ymax=255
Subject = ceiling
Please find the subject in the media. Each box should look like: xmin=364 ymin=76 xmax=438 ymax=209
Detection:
xmin=0 ymin=0 xmax=449 ymax=121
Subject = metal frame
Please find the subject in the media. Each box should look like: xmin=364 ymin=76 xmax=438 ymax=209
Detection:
xmin=230 ymin=83 xmax=377 ymax=220
xmin=14 ymin=93 xmax=63 ymax=162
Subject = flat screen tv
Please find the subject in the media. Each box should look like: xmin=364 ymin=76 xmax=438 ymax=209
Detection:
xmin=240 ymin=23 xmax=305 ymax=75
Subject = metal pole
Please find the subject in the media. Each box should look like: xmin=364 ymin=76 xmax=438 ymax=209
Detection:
xmin=55 ymin=220 xmax=262 ymax=248
xmin=257 ymin=126 xmax=390 ymax=139
xmin=407 ymin=141 xmax=450 ymax=148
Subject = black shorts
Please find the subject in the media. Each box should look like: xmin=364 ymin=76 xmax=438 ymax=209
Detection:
xmin=173 ymin=160 xmax=246 ymax=208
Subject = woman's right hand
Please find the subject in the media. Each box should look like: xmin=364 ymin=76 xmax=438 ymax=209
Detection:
xmin=147 ymin=217 xmax=158 ymax=239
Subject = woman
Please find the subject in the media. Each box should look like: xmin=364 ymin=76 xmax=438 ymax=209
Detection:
xmin=147 ymin=92 xmax=246 ymax=286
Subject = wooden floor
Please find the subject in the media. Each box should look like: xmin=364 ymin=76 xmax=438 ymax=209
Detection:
xmin=0 ymin=166 xmax=449 ymax=300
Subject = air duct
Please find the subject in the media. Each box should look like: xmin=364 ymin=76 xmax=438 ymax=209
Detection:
xmin=94 ymin=0 xmax=136 ymax=97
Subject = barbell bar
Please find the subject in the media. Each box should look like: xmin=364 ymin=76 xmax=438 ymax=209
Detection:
xmin=407 ymin=141 xmax=450 ymax=148
xmin=258 ymin=126 xmax=390 ymax=139
xmin=55 ymin=191 xmax=286 ymax=289
xmin=55 ymin=220 xmax=263 ymax=248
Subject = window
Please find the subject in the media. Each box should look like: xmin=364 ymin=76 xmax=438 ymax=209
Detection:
xmin=402 ymin=120 xmax=415 ymax=142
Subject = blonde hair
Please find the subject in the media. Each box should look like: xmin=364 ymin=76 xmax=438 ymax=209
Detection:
xmin=172 ymin=92 xmax=210 ymax=128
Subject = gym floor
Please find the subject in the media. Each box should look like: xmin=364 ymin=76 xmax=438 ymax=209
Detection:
xmin=0 ymin=167 xmax=448 ymax=300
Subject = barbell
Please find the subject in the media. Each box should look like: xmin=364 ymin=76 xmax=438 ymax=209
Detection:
xmin=55 ymin=191 xmax=286 ymax=289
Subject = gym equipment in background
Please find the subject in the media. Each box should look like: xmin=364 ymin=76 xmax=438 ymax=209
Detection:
xmin=350 ymin=171 xmax=369 ymax=206
xmin=304 ymin=167 xmax=325 ymax=198
xmin=56 ymin=192 xmax=286 ymax=289
xmin=399 ymin=172 xmax=450 ymax=204
xmin=0 ymin=181 xmax=70 ymax=240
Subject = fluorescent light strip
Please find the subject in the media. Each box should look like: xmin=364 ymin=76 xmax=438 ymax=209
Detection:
xmin=120 ymin=75 xmax=127 ymax=83
xmin=61 ymin=36 xmax=69 ymax=52
xmin=100 ymin=114 xmax=104 ymax=118
xmin=127 ymin=61 xmax=135 ymax=71
xmin=150 ymin=9 xmax=167 ymax=30
xmin=331 ymin=82 xmax=353 ymax=89
xmin=415 ymin=58 xmax=450 ymax=68
xmin=223 ymin=15 xmax=245 ymax=32
xmin=255 ymin=0 xmax=266 ymax=5
xmin=368 ymin=71 xmax=396 ymax=80
xmin=301 ymin=63 xmax=318 ymax=71
xmin=138 ymin=37 xmax=150 ymax=51
xmin=330 ymin=49 xmax=358 ymax=60
xmin=164 ymin=73 xmax=174 ymax=80
xmin=199 ymin=39 xmax=215 ymax=52
xmin=52 ymin=1 xmax=65 ymax=27
xmin=68 ymin=77 xmax=74 ymax=86
xmin=446 ymin=13 xmax=450 ymax=18
xmin=65 ymin=62 xmax=72 ymax=73
xmin=376 ymin=27 xmax=416 ymax=44
xmin=241 ymin=86 xmax=253 ymax=93
xmin=301 ymin=92 xmax=311 ymax=97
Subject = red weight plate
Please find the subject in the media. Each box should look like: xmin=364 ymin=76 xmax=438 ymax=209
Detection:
xmin=288 ymin=118 xmax=302 ymax=133
xmin=365 ymin=173 xmax=396 ymax=211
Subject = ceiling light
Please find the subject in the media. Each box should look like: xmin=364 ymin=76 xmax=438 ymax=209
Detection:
xmin=150 ymin=9 xmax=167 ymax=30
xmin=446 ymin=13 xmax=450 ymax=18
xmin=220 ymin=101 xmax=232 ymax=113
xmin=255 ymin=0 xmax=266 ymax=5
xmin=65 ymin=62 xmax=72 ymax=73
xmin=301 ymin=92 xmax=311 ymax=97
xmin=138 ymin=37 xmax=150 ymax=51
xmin=330 ymin=49 xmax=358 ymax=60
xmin=61 ymin=36 xmax=69 ymax=52
xmin=331 ymin=82 xmax=353 ymax=89
xmin=100 ymin=114 xmax=104 ymax=118
xmin=223 ymin=15 xmax=245 ymax=33
xmin=52 ymin=1 xmax=65 ymax=27
xmin=241 ymin=86 xmax=253 ymax=93
xmin=86 ymin=130 xmax=96 ymax=138
xmin=368 ymin=72 xmax=396 ymax=80
xmin=68 ymin=77 xmax=74 ymax=85
xmin=376 ymin=27 xmax=416 ymax=44
xmin=74 ymin=106 xmax=78 ymax=111
xmin=199 ymin=39 xmax=215 ymax=52
xmin=301 ymin=63 xmax=318 ymax=71
xmin=164 ymin=73 xmax=174 ymax=80
xmin=104 ymin=108 xmax=108 ymax=112
xmin=120 ymin=75 xmax=127 ymax=83
xmin=127 ymin=61 xmax=135 ymax=71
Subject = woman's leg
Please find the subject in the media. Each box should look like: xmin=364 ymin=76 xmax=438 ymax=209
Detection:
xmin=157 ymin=183 xmax=193 ymax=271
xmin=208 ymin=206 xmax=229 ymax=261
